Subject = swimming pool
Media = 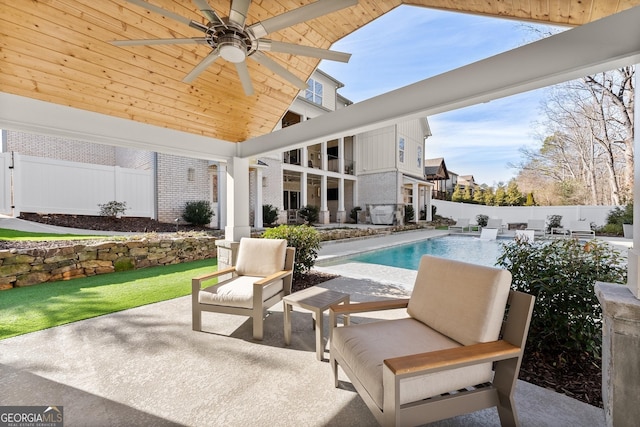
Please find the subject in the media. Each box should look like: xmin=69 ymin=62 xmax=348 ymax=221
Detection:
xmin=347 ymin=235 xmax=507 ymax=270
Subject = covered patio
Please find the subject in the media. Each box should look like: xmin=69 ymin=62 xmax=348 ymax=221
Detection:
xmin=2 ymin=1 xmax=640 ymax=425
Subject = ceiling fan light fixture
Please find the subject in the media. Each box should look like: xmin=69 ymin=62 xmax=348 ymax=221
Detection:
xmin=218 ymin=36 xmax=247 ymax=63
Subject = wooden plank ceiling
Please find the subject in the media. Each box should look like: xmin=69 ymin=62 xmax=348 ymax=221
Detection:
xmin=1 ymin=0 xmax=638 ymax=143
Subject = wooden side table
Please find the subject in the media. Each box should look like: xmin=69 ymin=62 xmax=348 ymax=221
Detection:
xmin=283 ymin=286 xmax=350 ymax=361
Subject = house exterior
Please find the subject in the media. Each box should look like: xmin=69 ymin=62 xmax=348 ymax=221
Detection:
xmin=425 ymin=157 xmax=450 ymax=200
xmin=2 ymin=69 xmax=433 ymax=226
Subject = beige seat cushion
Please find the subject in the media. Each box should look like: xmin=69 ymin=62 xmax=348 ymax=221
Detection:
xmin=235 ymin=238 xmax=287 ymax=277
xmin=199 ymin=276 xmax=283 ymax=309
xmin=332 ymin=318 xmax=493 ymax=409
xmin=407 ymin=255 xmax=511 ymax=346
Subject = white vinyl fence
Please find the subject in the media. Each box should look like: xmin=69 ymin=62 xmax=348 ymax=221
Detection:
xmin=432 ymin=200 xmax=616 ymax=228
xmin=0 ymin=152 xmax=12 ymax=215
xmin=8 ymin=153 xmax=154 ymax=218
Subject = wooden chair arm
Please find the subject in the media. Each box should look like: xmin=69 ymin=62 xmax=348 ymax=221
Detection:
xmin=330 ymin=298 xmax=410 ymax=315
xmin=192 ymin=266 xmax=236 ymax=290
xmin=384 ymin=340 xmax=521 ymax=376
xmin=254 ymin=269 xmax=293 ymax=286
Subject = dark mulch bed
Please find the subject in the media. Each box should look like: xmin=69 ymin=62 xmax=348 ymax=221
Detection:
xmin=9 ymin=213 xmax=602 ymax=407
xmin=18 ymin=212 xmax=212 ymax=233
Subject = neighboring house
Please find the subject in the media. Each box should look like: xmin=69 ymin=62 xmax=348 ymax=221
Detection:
xmin=2 ymin=69 xmax=433 ymax=227
xmin=457 ymin=175 xmax=478 ymax=196
xmin=425 ymin=158 xmax=450 ymax=200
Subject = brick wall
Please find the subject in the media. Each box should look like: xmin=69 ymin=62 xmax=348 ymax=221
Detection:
xmin=156 ymin=153 xmax=212 ymax=223
xmin=6 ymin=130 xmax=116 ymax=165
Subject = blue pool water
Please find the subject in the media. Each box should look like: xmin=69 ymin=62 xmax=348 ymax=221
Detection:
xmin=348 ymin=235 xmax=507 ymax=270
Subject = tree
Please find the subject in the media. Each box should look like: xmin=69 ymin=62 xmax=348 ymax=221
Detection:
xmin=462 ymin=186 xmax=472 ymax=203
xmin=483 ymin=186 xmax=495 ymax=206
xmin=473 ymin=187 xmax=485 ymax=204
xmin=524 ymin=192 xmax=536 ymax=206
xmin=451 ymin=184 xmax=464 ymax=202
xmin=494 ymin=184 xmax=506 ymax=206
xmin=513 ymin=66 xmax=634 ymax=206
xmin=505 ymin=180 xmax=524 ymax=206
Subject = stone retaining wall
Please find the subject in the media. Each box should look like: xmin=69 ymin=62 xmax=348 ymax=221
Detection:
xmin=0 ymin=236 xmax=218 ymax=290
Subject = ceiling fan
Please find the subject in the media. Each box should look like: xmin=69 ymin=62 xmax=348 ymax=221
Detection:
xmin=111 ymin=0 xmax=357 ymax=96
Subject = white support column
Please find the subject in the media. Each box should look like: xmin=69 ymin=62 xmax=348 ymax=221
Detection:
xmin=321 ymin=141 xmax=327 ymax=171
xmin=337 ymin=177 xmax=346 ymax=224
xmin=218 ymin=163 xmax=227 ymax=230
xmin=412 ymin=182 xmax=419 ymax=223
xmin=255 ymin=167 xmax=263 ymax=229
xmin=301 ymin=170 xmax=308 ymax=208
xmin=224 ymin=156 xmax=251 ymax=242
xmin=628 ymin=64 xmax=640 ymax=299
xmin=338 ymin=137 xmax=345 ymax=175
xmin=319 ymin=174 xmax=329 ymax=224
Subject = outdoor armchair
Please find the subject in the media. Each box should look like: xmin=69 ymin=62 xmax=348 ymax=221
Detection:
xmin=192 ymin=237 xmax=295 ymax=340
xmin=329 ymin=255 xmax=534 ymax=427
xmin=525 ymin=219 xmax=546 ymax=236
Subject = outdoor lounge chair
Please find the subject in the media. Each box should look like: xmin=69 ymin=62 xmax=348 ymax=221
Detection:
xmin=525 ymin=219 xmax=546 ymax=236
xmin=478 ymin=228 xmax=498 ymax=241
xmin=329 ymin=255 xmax=534 ymax=427
xmin=485 ymin=218 xmax=504 ymax=234
xmin=192 ymin=238 xmax=295 ymax=340
xmin=448 ymin=218 xmax=470 ymax=232
xmin=569 ymin=220 xmax=595 ymax=238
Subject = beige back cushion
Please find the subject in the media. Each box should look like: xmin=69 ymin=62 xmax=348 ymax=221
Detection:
xmin=235 ymin=238 xmax=287 ymax=277
xmin=407 ymin=255 xmax=511 ymax=345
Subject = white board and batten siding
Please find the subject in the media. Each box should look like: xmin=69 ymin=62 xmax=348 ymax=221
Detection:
xmin=12 ymin=154 xmax=154 ymax=218
xmin=356 ymin=120 xmax=427 ymax=176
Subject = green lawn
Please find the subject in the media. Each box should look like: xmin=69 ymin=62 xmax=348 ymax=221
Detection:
xmin=0 ymin=257 xmax=216 ymax=340
xmin=0 ymin=228 xmax=110 ymax=241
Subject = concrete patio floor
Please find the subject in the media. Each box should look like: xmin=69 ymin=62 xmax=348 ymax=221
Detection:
xmin=0 ymin=274 xmax=604 ymax=426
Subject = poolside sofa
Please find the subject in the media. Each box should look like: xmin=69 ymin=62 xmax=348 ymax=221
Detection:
xmin=448 ymin=218 xmax=470 ymax=232
xmin=569 ymin=220 xmax=595 ymax=238
xmin=330 ymin=255 xmax=535 ymax=426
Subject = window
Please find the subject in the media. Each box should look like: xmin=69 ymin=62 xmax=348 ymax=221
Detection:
xmin=398 ymin=137 xmax=405 ymax=163
xmin=283 ymin=191 xmax=300 ymax=210
xmin=417 ymin=145 xmax=422 ymax=168
xmin=305 ymin=79 xmax=323 ymax=105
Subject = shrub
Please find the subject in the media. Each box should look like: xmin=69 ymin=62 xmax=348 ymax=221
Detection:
xmin=298 ymin=205 xmax=319 ymax=225
xmin=605 ymin=204 xmax=633 ymax=235
xmin=262 ymin=225 xmax=320 ymax=275
xmin=404 ymin=205 xmax=415 ymax=223
xmin=98 ymin=201 xmax=127 ymax=218
xmin=476 ymin=214 xmax=489 ymax=227
xmin=182 ymin=200 xmax=214 ymax=226
xmin=546 ymin=214 xmax=562 ymax=232
xmin=350 ymin=206 xmax=362 ymax=223
xmin=262 ymin=204 xmax=279 ymax=226
xmin=497 ymin=238 xmax=626 ymax=359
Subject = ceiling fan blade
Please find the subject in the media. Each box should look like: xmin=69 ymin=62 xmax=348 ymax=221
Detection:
xmin=258 ymin=40 xmax=351 ymax=62
xmin=250 ymin=0 xmax=358 ymax=38
xmin=183 ymin=50 xmax=221 ymax=83
xmin=125 ymin=0 xmax=209 ymax=33
xmin=229 ymin=0 xmax=251 ymax=27
xmin=111 ymin=38 xmax=208 ymax=46
xmin=192 ymin=0 xmax=226 ymax=27
xmin=250 ymin=51 xmax=307 ymax=90
xmin=235 ymin=61 xmax=255 ymax=96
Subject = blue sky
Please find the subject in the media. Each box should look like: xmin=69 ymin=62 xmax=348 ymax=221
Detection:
xmin=320 ymin=5 xmax=562 ymax=186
